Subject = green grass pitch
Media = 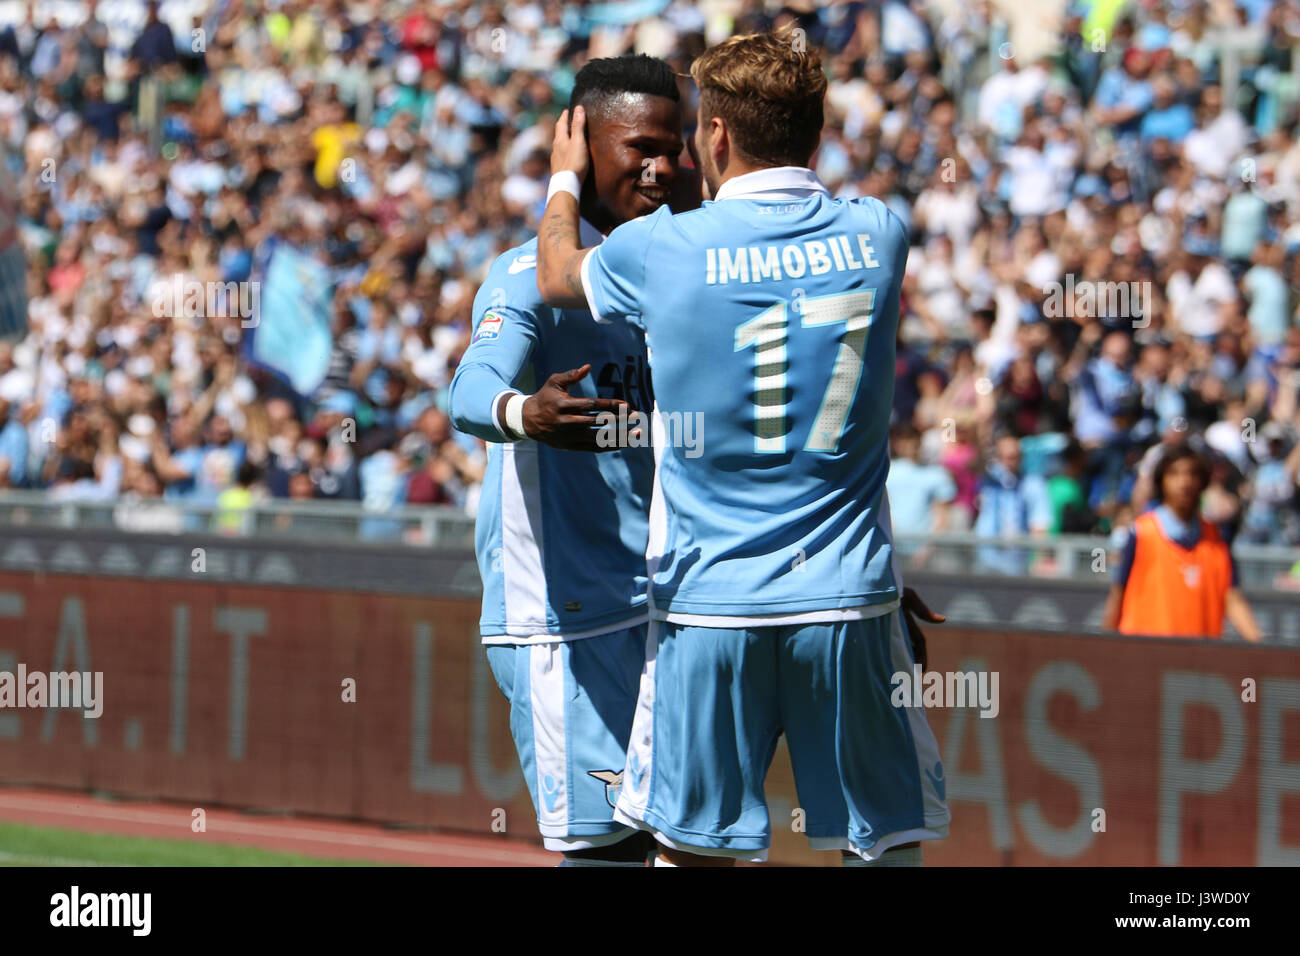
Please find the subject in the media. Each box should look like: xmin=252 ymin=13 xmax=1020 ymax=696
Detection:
xmin=0 ymin=820 xmax=385 ymax=867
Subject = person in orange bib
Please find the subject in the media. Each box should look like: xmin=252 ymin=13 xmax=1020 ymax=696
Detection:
xmin=1103 ymin=444 xmax=1262 ymax=641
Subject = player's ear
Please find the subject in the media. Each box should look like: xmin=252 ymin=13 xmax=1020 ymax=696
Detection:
xmin=709 ymin=115 xmax=727 ymax=158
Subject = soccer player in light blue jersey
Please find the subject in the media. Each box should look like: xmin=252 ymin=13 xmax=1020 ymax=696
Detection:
xmin=448 ymin=55 xmax=687 ymax=866
xmin=536 ymin=29 xmax=951 ymax=866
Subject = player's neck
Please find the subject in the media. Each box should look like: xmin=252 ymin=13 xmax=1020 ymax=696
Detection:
xmin=579 ymin=194 xmax=617 ymax=236
xmin=713 ymin=159 xmax=811 ymax=196
xmin=716 ymin=160 xmax=786 ymax=189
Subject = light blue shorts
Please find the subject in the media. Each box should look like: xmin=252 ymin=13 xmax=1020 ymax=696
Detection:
xmin=613 ymin=610 xmax=950 ymax=861
xmin=486 ymin=624 xmax=647 ymax=851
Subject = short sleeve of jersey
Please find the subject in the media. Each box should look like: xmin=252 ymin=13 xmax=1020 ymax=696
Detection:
xmin=884 ymin=206 xmax=910 ymax=301
xmin=861 ymin=200 xmax=910 ymax=338
xmin=580 ymin=209 xmax=662 ymax=328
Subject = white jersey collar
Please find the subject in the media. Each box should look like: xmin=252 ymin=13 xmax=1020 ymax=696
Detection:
xmin=712 ymin=165 xmax=830 ymax=202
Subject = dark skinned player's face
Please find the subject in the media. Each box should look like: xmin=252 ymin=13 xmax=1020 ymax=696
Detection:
xmin=584 ymin=94 xmax=684 ymax=230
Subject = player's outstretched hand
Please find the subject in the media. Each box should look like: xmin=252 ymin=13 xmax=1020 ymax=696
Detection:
xmin=901 ymin=586 xmax=945 ymax=673
xmin=552 ymin=107 xmax=590 ymax=180
xmin=522 ymin=365 xmax=628 ymax=452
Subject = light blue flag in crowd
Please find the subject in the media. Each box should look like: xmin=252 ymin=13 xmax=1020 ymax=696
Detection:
xmin=0 ymin=246 xmax=24 ymax=341
xmin=0 ymin=159 xmax=26 ymax=340
xmin=577 ymin=0 xmax=672 ymax=31
xmin=249 ymin=242 xmax=334 ymax=395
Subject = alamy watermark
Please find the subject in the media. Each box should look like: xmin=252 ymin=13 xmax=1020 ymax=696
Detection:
xmin=891 ymin=665 xmax=999 ymax=719
xmin=1043 ymin=275 xmax=1151 ymax=327
xmin=50 ymin=886 xmax=150 ymax=936
xmin=150 ymin=275 xmax=260 ymax=327
xmin=0 ymin=664 xmax=103 ymax=718
xmin=595 ymin=406 xmax=704 ymax=458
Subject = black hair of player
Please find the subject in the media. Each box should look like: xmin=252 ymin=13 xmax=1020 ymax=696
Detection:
xmin=1152 ymin=443 xmax=1210 ymax=503
xmin=569 ymin=54 xmax=680 ymax=126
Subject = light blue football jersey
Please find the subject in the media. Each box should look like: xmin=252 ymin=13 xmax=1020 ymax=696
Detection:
xmin=450 ymin=233 xmax=654 ymax=642
xmin=580 ymin=167 xmax=907 ymax=621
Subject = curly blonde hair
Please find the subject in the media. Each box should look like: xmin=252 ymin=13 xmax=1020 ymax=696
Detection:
xmin=689 ymin=26 xmax=827 ymax=168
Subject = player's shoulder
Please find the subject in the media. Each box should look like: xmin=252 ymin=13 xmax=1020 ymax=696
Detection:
xmin=842 ymin=194 xmax=907 ymax=233
xmin=596 ymin=207 xmax=673 ymax=274
xmin=609 ymin=205 xmax=674 ymax=240
xmin=1199 ymin=516 xmax=1226 ymax=545
xmin=838 ymin=195 xmax=910 ymax=259
xmin=484 ymin=237 xmax=542 ymax=285
xmin=478 ymin=238 xmax=545 ymax=310
xmin=647 ymin=202 xmax=733 ymax=250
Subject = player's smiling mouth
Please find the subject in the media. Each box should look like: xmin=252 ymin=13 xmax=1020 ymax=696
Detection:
xmin=635 ymin=184 xmax=669 ymax=208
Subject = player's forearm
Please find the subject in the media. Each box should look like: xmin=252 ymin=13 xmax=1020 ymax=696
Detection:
xmin=1225 ymin=589 xmax=1263 ymax=642
xmin=448 ymin=362 xmax=521 ymax=442
xmin=537 ymin=192 xmax=590 ymax=309
xmin=1101 ymin=585 xmax=1123 ymax=631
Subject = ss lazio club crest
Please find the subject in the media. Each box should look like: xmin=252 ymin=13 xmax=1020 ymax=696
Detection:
xmin=588 ymin=770 xmax=623 ymax=808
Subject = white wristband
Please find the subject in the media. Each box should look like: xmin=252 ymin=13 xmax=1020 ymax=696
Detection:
xmin=504 ymin=392 xmax=530 ymax=441
xmin=546 ymin=171 xmax=582 ymax=204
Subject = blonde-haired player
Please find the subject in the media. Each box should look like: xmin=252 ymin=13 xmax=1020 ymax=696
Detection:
xmin=537 ymin=28 xmax=950 ymax=866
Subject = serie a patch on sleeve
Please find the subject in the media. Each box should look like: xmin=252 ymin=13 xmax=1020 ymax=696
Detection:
xmin=472 ymin=310 xmax=504 ymax=343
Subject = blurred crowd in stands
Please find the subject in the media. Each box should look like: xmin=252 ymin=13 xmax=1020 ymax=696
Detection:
xmin=1 ymin=0 xmax=1298 ymax=551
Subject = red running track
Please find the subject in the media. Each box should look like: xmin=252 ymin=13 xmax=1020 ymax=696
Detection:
xmin=0 ymin=787 xmax=554 ymax=866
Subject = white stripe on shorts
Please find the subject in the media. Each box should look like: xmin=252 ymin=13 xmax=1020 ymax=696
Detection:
xmin=500 ymin=443 xmax=548 ymax=629
xmin=530 ymin=643 xmax=569 ymax=830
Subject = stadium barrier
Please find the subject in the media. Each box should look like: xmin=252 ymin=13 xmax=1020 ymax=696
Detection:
xmin=1 ymin=568 xmax=1297 ymax=865
xmin=1 ymin=490 xmax=1296 ymax=591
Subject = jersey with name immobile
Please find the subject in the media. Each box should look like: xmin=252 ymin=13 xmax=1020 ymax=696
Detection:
xmin=583 ymin=182 xmax=908 ymax=620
